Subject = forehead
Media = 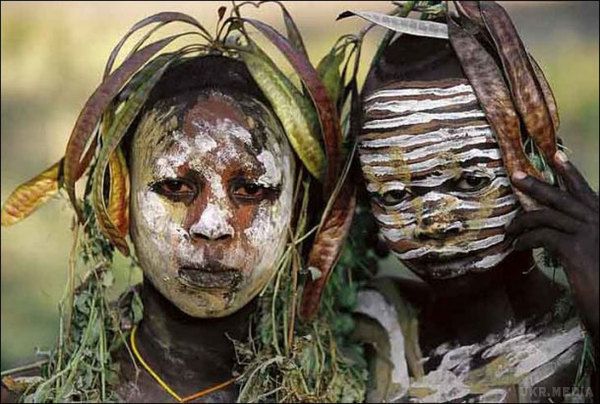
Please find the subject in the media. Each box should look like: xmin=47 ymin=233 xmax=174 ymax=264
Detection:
xmin=359 ymin=79 xmax=505 ymax=189
xmin=134 ymin=90 xmax=285 ymax=161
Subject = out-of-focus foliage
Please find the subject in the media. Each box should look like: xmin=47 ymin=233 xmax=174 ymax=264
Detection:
xmin=1 ymin=1 xmax=598 ymax=372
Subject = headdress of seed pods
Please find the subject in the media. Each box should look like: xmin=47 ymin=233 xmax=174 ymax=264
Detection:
xmin=1 ymin=2 xmax=368 ymax=321
xmin=339 ymin=0 xmax=562 ymax=211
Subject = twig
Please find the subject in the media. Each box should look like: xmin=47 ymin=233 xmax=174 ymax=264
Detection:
xmin=1 ymin=360 xmax=49 ymax=377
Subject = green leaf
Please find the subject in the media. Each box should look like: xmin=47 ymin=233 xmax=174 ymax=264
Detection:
xmin=241 ymin=49 xmax=326 ymax=180
xmin=316 ymin=48 xmax=345 ymax=106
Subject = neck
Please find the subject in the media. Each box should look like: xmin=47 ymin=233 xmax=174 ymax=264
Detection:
xmin=136 ymin=278 xmax=255 ymax=392
xmin=419 ymin=251 xmax=564 ymax=349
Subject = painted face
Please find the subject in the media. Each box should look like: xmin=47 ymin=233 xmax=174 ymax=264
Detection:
xmin=130 ymin=90 xmax=295 ymax=317
xmin=358 ymin=79 xmax=520 ymax=280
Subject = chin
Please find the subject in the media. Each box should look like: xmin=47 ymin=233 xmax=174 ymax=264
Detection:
xmin=171 ymin=281 xmax=262 ymax=318
xmin=399 ymin=243 xmax=515 ymax=281
xmin=402 ymin=249 xmax=534 ymax=296
xmin=403 ymin=249 xmax=513 ymax=282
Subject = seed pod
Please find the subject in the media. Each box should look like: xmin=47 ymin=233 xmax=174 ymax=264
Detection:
xmin=63 ymin=34 xmax=191 ymax=221
xmin=242 ymin=18 xmax=342 ymax=194
xmin=299 ymin=178 xmax=356 ymax=321
xmin=107 ymin=148 xmax=130 ymax=238
xmin=92 ymin=59 xmax=172 ymax=256
xmin=479 ymin=1 xmax=557 ymax=164
xmin=241 ymin=49 xmax=326 ymax=180
xmin=1 ymin=160 xmax=62 ymax=226
xmin=447 ymin=17 xmax=542 ymax=210
xmin=528 ymin=53 xmax=560 ymax=133
xmin=317 ymin=47 xmax=345 ymax=109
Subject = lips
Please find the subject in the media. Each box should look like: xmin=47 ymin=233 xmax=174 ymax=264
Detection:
xmin=177 ymin=262 xmax=242 ymax=289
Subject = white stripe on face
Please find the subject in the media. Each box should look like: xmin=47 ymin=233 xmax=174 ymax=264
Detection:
xmin=394 ymin=234 xmax=506 ymax=260
xmin=358 ymin=79 xmax=519 ymax=280
xmin=362 ymin=147 xmax=502 ymax=175
xmin=375 ymin=207 xmax=518 ymax=231
xmin=364 ymin=109 xmax=486 ymax=130
xmin=360 ymin=134 xmax=495 ymax=164
xmin=364 ymin=83 xmax=474 ymax=102
xmin=366 ymin=93 xmax=478 ymax=114
xmin=359 ymin=125 xmax=492 ymax=149
xmin=366 ymin=166 xmax=508 ymax=192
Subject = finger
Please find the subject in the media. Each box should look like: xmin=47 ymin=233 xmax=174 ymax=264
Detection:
xmin=506 ymin=208 xmax=579 ymax=235
xmin=513 ymin=227 xmax=563 ymax=256
xmin=511 ymin=171 xmax=589 ymax=221
xmin=553 ymin=151 xmax=599 ymax=211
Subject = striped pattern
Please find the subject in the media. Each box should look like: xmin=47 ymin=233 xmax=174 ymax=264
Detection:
xmin=359 ymin=79 xmax=519 ymax=279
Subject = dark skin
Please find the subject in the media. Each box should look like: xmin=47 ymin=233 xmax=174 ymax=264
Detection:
xmin=508 ymin=153 xmax=599 ymax=354
xmin=113 ymin=279 xmax=255 ymax=403
xmin=363 ymin=34 xmax=599 ymax=398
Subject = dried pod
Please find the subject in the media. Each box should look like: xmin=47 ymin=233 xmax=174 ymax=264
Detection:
xmin=107 ymin=148 xmax=130 ymax=238
xmin=479 ymin=1 xmax=557 ymax=163
xmin=241 ymin=49 xmax=326 ymax=180
xmin=242 ymin=18 xmax=342 ymax=194
xmin=447 ymin=17 xmax=542 ymax=210
xmin=528 ymin=53 xmax=560 ymax=132
xmin=1 ymin=160 xmax=62 ymax=227
xmin=63 ymin=33 xmax=190 ymax=220
xmin=299 ymin=179 xmax=356 ymax=321
xmin=92 ymin=59 xmax=172 ymax=256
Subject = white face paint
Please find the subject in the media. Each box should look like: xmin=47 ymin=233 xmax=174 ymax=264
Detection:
xmin=130 ymin=90 xmax=295 ymax=317
xmin=359 ymin=79 xmax=520 ymax=280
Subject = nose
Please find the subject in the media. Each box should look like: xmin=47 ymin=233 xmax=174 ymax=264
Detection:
xmin=414 ymin=217 xmax=462 ymax=241
xmin=189 ymin=203 xmax=234 ymax=241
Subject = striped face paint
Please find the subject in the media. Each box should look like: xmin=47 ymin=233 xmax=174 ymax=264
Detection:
xmin=359 ymin=79 xmax=520 ymax=280
xmin=130 ymin=90 xmax=295 ymax=317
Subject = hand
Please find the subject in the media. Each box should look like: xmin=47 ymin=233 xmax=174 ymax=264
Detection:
xmin=507 ymin=151 xmax=599 ymax=349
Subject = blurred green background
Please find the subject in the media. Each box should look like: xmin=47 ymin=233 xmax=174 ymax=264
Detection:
xmin=1 ymin=1 xmax=598 ymax=371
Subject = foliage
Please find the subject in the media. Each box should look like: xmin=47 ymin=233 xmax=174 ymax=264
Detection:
xmin=1 ymin=1 xmax=369 ymax=402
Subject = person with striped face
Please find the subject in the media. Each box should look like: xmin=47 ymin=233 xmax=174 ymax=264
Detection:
xmin=360 ymin=78 xmax=517 ymax=280
xmin=355 ymin=30 xmax=598 ymax=403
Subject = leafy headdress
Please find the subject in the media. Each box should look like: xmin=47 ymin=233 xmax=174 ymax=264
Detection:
xmin=1 ymin=3 xmax=368 ymax=402
xmin=340 ymin=0 xmax=563 ymax=209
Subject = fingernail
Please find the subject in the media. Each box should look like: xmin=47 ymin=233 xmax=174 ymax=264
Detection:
xmin=512 ymin=171 xmax=527 ymax=181
xmin=555 ymin=150 xmax=569 ymax=164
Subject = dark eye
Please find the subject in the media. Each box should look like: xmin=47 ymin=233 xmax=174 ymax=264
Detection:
xmin=151 ymin=179 xmax=196 ymax=203
xmin=454 ymin=174 xmax=490 ymax=192
xmin=379 ymin=189 xmax=407 ymax=206
xmin=231 ymin=180 xmax=277 ymax=203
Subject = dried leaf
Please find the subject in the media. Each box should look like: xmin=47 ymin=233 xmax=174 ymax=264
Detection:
xmin=270 ymin=0 xmax=309 ymax=58
xmin=338 ymin=10 xmax=449 ymax=39
xmin=480 ymin=1 xmax=557 ymax=163
xmin=1 ymin=160 xmax=61 ymax=226
xmin=92 ymin=59 xmax=172 ymax=255
xmin=218 ymin=6 xmax=227 ymax=22
xmin=74 ymin=136 xmax=98 ymax=180
xmin=299 ymin=179 xmax=356 ymax=321
xmin=454 ymin=1 xmax=484 ymax=26
xmin=242 ymin=18 xmax=342 ymax=194
xmin=63 ymin=33 xmax=190 ymax=220
xmin=528 ymin=53 xmax=560 ymax=132
xmin=447 ymin=17 xmax=542 ymax=210
xmin=241 ymin=49 xmax=326 ymax=180
xmin=103 ymin=11 xmax=208 ymax=79
xmin=107 ymin=148 xmax=130 ymax=238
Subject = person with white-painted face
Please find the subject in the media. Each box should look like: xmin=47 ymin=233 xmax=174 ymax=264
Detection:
xmin=104 ymin=56 xmax=297 ymax=402
xmin=354 ymin=31 xmax=598 ymax=402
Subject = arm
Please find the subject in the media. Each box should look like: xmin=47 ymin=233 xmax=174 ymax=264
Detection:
xmin=507 ymin=150 xmax=599 ymax=354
